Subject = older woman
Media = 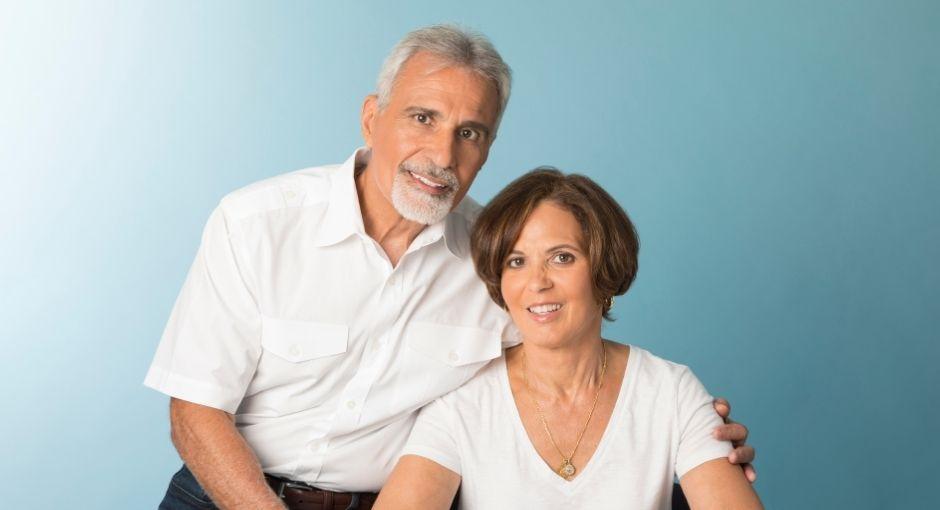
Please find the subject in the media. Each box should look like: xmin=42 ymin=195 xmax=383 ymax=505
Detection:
xmin=374 ymin=168 xmax=763 ymax=509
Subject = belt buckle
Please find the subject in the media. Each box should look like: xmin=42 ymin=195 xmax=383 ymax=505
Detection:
xmin=271 ymin=477 xmax=362 ymax=510
xmin=274 ymin=478 xmax=316 ymax=498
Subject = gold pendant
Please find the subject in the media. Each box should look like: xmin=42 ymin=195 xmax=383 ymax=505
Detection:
xmin=558 ymin=459 xmax=576 ymax=479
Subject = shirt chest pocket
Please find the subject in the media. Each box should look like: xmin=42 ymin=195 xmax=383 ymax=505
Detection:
xmin=260 ymin=316 xmax=348 ymax=363
xmin=406 ymin=321 xmax=501 ymax=367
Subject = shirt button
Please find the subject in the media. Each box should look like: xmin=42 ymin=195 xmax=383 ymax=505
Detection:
xmin=388 ymin=276 xmax=398 ymax=286
xmin=284 ymin=189 xmax=297 ymax=199
xmin=346 ymin=400 xmax=357 ymax=410
xmin=448 ymin=350 xmax=460 ymax=363
xmin=289 ymin=344 xmax=301 ymax=357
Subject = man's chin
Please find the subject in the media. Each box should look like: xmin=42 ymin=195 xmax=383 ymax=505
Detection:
xmin=391 ymin=185 xmax=455 ymax=225
xmin=397 ymin=207 xmax=450 ymax=225
xmin=393 ymin=200 xmax=452 ymax=225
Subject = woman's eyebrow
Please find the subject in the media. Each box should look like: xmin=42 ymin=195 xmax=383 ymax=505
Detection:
xmin=546 ymin=243 xmax=581 ymax=252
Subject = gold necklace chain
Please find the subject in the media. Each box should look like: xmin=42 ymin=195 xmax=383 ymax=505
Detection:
xmin=521 ymin=343 xmax=607 ymax=480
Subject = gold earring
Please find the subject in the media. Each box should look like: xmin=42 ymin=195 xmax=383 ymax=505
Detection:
xmin=604 ymin=296 xmax=614 ymax=309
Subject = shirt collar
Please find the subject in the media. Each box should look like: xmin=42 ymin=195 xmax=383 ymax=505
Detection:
xmin=311 ymin=148 xmax=368 ymax=248
xmin=313 ymin=147 xmax=472 ymax=260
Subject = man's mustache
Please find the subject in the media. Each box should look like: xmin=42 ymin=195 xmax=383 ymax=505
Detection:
xmin=399 ymin=161 xmax=460 ymax=190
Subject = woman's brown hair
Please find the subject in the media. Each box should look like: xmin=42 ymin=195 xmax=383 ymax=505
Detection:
xmin=471 ymin=167 xmax=639 ymax=320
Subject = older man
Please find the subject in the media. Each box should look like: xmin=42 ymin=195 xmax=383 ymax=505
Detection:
xmin=146 ymin=25 xmax=754 ymax=510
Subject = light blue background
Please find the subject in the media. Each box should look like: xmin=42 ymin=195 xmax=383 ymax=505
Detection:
xmin=1 ymin=1 xmax=937 ymax=508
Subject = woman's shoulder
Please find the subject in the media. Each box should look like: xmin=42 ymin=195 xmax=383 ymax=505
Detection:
xmin=616 ymin=342 xmax=696 ymax=388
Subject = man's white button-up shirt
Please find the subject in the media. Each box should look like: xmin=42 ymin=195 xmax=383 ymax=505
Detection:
xmin=144 ymin=149 xmax=514 ymax=491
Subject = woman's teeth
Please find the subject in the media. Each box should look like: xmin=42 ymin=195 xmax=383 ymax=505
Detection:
xmin=528 ymin=304 xmax=562 ymax=314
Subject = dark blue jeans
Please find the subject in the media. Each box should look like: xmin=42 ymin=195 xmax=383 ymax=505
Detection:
xmin=158 ymin=465 xmax=218 ymax=509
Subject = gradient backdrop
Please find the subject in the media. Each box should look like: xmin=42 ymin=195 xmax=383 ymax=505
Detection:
xmin=1 ymin=1 xmax=937 ymax=508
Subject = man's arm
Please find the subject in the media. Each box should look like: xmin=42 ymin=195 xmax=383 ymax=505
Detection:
xmin=680 ymin=458 xmax=763 ymax=510
xmin=374 ymin=455 xmax=460 ymax=510
xmin=170 ymin=398 xmax=286 ymax=510
xmin=712 ymin=398 xmax=757 ymax=482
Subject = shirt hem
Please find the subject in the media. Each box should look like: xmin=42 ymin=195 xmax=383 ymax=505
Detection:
xmin=399 ymin=445 xmax=462 ymax=476
xmin=676 ymin=445 xmax=733 ymax=480
xmin=143 ymin=366 xmax=243 ymax=414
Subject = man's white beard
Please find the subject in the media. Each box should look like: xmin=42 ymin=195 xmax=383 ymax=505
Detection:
xmin=390 ymin=168 xmax=459 ymax=225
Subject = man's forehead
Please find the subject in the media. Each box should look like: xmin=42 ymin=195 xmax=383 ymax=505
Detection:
xmin=391 ymin=54 xmax=499 ymax=119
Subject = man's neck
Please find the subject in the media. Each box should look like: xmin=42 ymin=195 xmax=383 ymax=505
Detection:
xmin=355 ymin=165 xmax=426 ymax=267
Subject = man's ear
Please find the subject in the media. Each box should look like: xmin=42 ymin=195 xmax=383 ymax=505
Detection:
xmin=361 ymin=94 xmax=379 ymax=148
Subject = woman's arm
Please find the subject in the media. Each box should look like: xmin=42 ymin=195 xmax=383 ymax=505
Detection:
xmin=679 ymin=458 xmax=763 ymax=510
xmin=374 ymin=455 xmax=461 ymax=510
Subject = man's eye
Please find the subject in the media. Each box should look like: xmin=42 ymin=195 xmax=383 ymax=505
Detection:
xmin=459 ymin=128 xmax=479 ymax=141
xmin=415 ymin=113 xmax=430 ymax=124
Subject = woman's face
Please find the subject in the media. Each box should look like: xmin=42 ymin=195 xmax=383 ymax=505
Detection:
xmin=500 ymin=201 xmax=603 ymax=349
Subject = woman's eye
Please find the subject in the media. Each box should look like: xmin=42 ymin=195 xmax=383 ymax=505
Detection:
xmin=459 ymin=128 xmax=479 ymax=141
xmin=553 ymin=253 xmax=574 ymax=264
xmin=506 ymin=257 xmax=524 ymax=268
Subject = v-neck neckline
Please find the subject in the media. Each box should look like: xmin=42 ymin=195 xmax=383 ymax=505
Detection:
xmin=498 ymin=344 xmax=642 ymax=496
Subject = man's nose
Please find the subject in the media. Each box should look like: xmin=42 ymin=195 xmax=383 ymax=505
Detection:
xmin=428 ymin=129 xmax=457 ymax=171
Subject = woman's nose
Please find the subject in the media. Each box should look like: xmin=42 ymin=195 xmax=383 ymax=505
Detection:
xmin=526 ymin=264 xmax=552 ymax=292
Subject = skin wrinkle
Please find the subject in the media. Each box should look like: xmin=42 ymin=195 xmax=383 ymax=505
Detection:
xmin=358 ymin=51 xmax=499 ymax=265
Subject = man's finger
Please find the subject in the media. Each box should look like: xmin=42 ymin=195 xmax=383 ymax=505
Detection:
xmin=712 ymin=422 xmax=749 ymax=443
xmin=743 ymin=463 xmax=758 ymax=483
xmin=713 ymin=398 xmax=731 ymax=420
xmin=728 ymin=445 xmax=755 ymax=465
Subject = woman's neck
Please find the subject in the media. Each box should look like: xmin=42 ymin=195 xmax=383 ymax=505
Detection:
xmin=517 ymin=336 xmax=607 ymax=404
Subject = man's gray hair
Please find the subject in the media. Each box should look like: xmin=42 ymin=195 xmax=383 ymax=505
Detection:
xmin=376 ymin=24 xmax=512 ymax=132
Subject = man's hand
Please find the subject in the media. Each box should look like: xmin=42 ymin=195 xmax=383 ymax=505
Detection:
xmin=712 ymin=397 xmax=757 ymax=483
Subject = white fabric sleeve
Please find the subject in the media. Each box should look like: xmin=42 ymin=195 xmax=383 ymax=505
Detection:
xmin=674 ymin=367 xmax=734 ymax=479
xmin=143 ymin=204 xmax=262 ymax=413
xmin=400 ymin=396 xmax=462 ymax=476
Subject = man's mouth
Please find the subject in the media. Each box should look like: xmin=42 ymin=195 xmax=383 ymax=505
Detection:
xmin=408 ymin=170 xmax=450 ymax=193
xmin=408 ymin=170 xmax=447 ymax=190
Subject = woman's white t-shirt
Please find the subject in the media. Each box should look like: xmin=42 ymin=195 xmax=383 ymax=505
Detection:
xmin=401 ymin=345 xmax=732 ymax=509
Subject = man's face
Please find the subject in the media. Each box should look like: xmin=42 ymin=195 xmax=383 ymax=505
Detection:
xmin=361 ymin=51 xmax=500 ymax=224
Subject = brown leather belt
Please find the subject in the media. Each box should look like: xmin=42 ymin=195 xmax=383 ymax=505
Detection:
xmin=264 ymin=474 xmax=378 ymax=510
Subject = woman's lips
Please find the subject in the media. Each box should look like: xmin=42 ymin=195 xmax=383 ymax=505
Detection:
xmin=526 ymin=303 xmax=563 ymax=322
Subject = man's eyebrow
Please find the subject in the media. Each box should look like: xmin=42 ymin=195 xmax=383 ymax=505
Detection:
xmin=403 ymin=106 xmax=440 ymax=117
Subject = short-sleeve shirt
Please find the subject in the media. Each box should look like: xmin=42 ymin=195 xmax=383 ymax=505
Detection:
xmin=401 ymin=346 xmax=732 ymax=509
xmin=144 ymin=149 xmax=514 ymax=491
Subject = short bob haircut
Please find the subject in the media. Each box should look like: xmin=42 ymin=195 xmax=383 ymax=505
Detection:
xmin=471 ymin=167 xmax=639 ymax=321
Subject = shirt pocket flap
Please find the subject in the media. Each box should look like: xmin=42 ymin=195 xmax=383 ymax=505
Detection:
xmin=407 ymin=321 xmax=501 ymax=367
xmin=261 ymin=316 xmax=348 ymax=363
